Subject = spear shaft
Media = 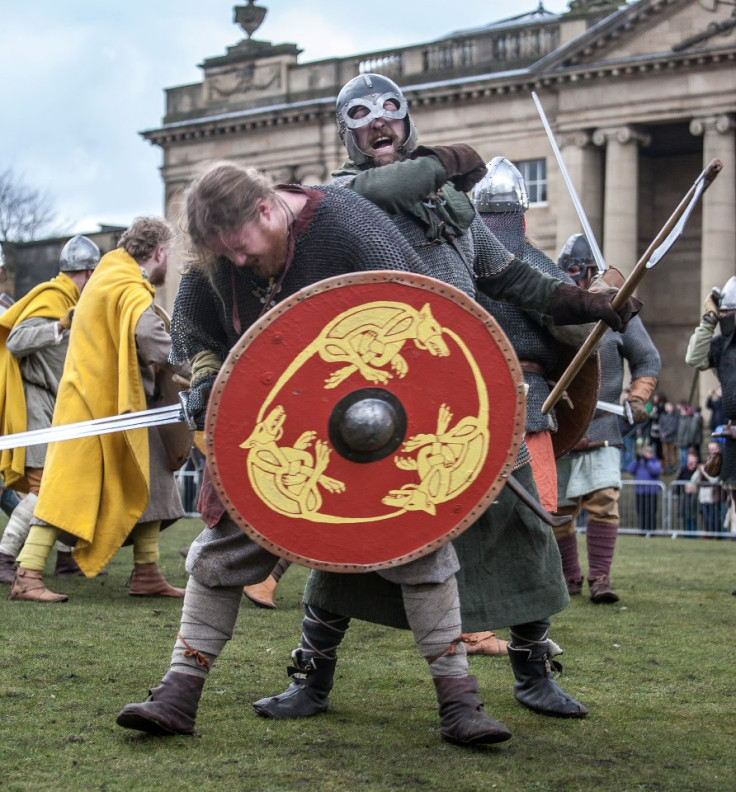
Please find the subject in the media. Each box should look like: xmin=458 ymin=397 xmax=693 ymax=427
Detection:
xmin=542 ymin=158 xmax=723 ymax=416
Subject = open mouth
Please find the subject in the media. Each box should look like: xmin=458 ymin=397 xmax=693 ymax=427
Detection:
xmin=371 ymin=136 xmax=394 ymax=151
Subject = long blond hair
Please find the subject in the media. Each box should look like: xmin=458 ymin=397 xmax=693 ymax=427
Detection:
xmin=178 ymin=161 xmax=275 ymax=275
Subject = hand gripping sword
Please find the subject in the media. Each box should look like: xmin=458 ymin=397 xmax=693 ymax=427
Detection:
xmin=0 ymin=392 xmax=196 ymax=452
xmin=541 ymin=157 xmax=723 ymax=415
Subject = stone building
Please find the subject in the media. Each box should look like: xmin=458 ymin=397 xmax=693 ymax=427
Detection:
xmin=142 ymin=0 xmax=735 ymax=405
xmin=1 ymin=226 xmax=126 ymax=301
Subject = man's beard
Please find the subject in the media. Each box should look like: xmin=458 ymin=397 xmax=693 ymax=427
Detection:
xmin=246 ymin=221 xmax=289 ymax=280
xmin=367 ymin=127 xmax=403 ymax=167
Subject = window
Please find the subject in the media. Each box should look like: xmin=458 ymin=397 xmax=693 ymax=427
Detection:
xmin=516 ymin=158 xmax=547 ymax=205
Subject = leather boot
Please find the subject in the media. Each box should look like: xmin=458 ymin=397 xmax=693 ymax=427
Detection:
xmin=253 ymin=649 xmax=335 ymax=719
xmin=461 ymin=631 xmax=508 ymax=656
xmin=243 ymin=575 xmax=278 ymax=609
xmin=9 ymin=567 xmax=68 ymax=603
xmin=128 ymin=563 xmax=185 ymax=598
xmin=0 ymin=551 xmax=16 ymax=585
xmin=54 ymin=551 xmax=85 ymax=577
xmin=116 ymin=671 xmax=204 ymax=735
xmin=433 ymin=675 xmax=512 ymax=746
xmin=589 ymin=574 xmax=619 ymax=604
xmin=508 ymin=640 xmax=587 ymax=718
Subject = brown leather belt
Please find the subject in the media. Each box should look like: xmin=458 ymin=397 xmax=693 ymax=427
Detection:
xmin=520 ymin=361 xmax=545 ymax=377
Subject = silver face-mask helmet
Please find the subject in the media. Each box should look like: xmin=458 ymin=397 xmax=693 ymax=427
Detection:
xmin=471 ymin=157 xmax=529 ymax=214
xmin=557 ymin=233 xmax=596 ymax=284
xmin=59 ymin=234 xmax=101 ymax=272
xmin=336 ymin=73 xmax=418 ymax=166
xmin=718 ymin=276 xmax=736 ymax=311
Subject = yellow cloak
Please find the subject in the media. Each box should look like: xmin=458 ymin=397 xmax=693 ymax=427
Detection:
xmin=34 ymin=249 xmax=155 ymax=576
xmin=0 ymin=273 xmax=80 ymax=490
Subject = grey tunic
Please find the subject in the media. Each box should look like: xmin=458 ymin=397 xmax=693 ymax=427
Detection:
xmin=6 ymin=316 xmax=69 ymax=468
xmin=136 ymin=307 xmax=188 ymax=525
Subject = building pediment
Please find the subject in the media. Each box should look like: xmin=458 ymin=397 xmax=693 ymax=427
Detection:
xmin=535 ymin=0 xmax=736 ymax=75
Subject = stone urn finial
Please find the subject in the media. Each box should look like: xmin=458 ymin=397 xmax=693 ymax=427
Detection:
xmin=234 ymin=1 xmax=267 ymax=39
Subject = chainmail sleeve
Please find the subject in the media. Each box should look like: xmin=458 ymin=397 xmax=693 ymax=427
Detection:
xmin=472 ymin=218 xmax=559 ymax=314
xmin=169 ymin=267 xmax=234 ymax=366
xmin=586 ymin=316 xmax=660 ymax=446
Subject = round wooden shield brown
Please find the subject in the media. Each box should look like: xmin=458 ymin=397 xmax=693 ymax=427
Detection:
xmin=551 ymin=347 xmax=601 ymax=458
xmin=206 ymin=271 xmax=525 ymax=572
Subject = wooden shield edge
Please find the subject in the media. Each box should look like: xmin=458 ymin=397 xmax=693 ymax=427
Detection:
xmin=205 ymin=270 xmax=527 ymax=573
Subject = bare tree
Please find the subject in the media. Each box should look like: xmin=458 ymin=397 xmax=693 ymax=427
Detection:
xmin=0 ymin=167 xmax=57 ymax=243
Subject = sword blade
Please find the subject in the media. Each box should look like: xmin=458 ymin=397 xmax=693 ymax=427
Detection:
xmin=0 ymin=404 xmax=184 ymax=451
xmin=531 ymin=91 xmax=608 ymax=274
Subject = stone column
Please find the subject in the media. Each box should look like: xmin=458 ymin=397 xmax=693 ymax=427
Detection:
xmin=555 ymin=132 xmax=604 ymax=257
xmin=592 ymin=125 xmax=651 ymax=277
xmin=689 ymin=115 xmax=736 ymax=304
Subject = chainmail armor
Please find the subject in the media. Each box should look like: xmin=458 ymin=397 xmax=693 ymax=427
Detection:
xmin=475 ymin=237 xmax=575 ymax=436
xmin=333 ymin=173 xmax=530 ymax=468
xmin=478 ymin=211 xmax=526 ymax=259
xmin=170 ymin=186 xmax=435 ymax=366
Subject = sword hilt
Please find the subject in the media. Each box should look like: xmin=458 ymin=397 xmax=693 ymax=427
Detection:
xmin=178 ymin=391 xmax=198 ymax=431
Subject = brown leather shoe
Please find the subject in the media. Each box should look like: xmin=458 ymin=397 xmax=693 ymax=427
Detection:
xmin=589 ymin=574 xmax=619 ymax=604
xmin=0 ymin=551 xmax=16 ymax=585
xmin=243 ymin=575 xmax=278 ymax=609
xmin=128 ymin=563 xmax=185 ymax=598
xmin=9 ymin=567 xmax=68 ymax=603
xmin=116 ymin=671 xmax=204 ymax=735
xmin=462 ymin=631 xmax=508 ymax=656
xmin=566 ymin=578 xmax=583 ymax=596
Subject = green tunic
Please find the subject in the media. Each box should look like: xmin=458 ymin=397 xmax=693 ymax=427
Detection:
xmin=304 ymin=156 xmax=570 ymax=630
xmin=305 ymin=464 xmax=569 ymax=630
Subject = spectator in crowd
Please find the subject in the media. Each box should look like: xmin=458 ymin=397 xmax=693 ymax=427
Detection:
xmin=675 ymin=402 xmax=700 ymax=467
xmin=706 ymin=385 xmax=726 ymax=434
xmin=659 ymin=401 xmax=680 ymax=474
xmin=626 ymin=445 xmax=662 ymax=534
xmin=675 ymin=448 xmax=700 ymax=534
xmin=693 ymin=440 xmax=726 ymax=535
xmin=648 ymin=392 xmax=667 ymax=463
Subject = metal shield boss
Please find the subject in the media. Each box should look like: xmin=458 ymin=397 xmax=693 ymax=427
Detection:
xmin=206 ymin=272 xmax=525 ymax=572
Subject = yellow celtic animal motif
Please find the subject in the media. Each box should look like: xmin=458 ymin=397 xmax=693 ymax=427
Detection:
xmin=240 ymin=406 xmax=345 ymax=518
xmin=317 ymin=302 xmax=450 ymax=389
xmin=382 ymin=403 xmax=488 ymax=515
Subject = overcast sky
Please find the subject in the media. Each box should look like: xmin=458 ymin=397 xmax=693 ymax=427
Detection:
xmin=1 ymin=0 xmax=573 ymax=237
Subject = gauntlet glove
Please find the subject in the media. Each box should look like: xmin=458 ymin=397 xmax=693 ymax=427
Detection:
xmin=410 ymin=144 xmax=487 ymax=192
xmin=186 ymin=372 xmax=217 ymax=431
xmin=548 ymin=283 xmax=642 ymax=332
xmin=625 ymin=396 xmax=649 ymax=424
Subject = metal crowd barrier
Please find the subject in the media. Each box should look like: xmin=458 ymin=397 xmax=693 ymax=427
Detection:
xmin=598 ymin=479 xmax=734 ymax=539
xmin=174 ymin=467 xmax=203 ymax=518
xmin=174 ymin=466 xmax=735 ymax=539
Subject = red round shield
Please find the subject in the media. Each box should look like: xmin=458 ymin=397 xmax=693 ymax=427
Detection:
xmin=206 ymin=271 xmax=525 ymax=572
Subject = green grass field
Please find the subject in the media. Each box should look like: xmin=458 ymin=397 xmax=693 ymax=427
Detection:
xmin=1 ymin=518 xmax=734 ymax=792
